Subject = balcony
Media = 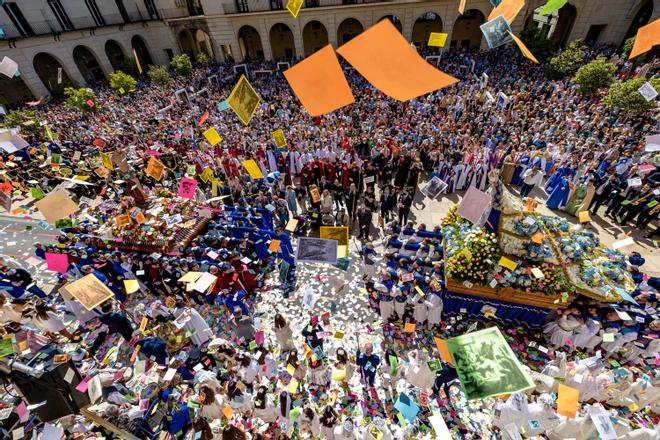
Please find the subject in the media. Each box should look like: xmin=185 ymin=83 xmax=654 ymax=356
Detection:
xmin=223 ymin=0 xmax=387 ymax=14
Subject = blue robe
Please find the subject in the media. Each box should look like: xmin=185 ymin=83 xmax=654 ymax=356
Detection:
xmin=546 ymin=177 xmax=570 ymax=209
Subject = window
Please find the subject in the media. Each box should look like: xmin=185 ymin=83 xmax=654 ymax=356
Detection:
xmin=48 ymin=0 xmax=74 ymax=31
xmin=305 ymin=0 xmax=319 ymax=7
xmin=85 ymin=0 xmax=105 ymax=26
xmin=116 ymin=0 xmax=131 ymax=23
xmin=236 ymin=0 xmax=249 ymax=13
xmin=270 ymin=0 xmax=283 ymax=10
xmin=2 ymin=2 xmax=34 ymax=36
xmin=144 ymin=0 xmax=159 ymax=19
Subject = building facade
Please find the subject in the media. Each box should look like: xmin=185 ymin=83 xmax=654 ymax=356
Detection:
xmin=0 ymin=0 xmax=657 ymax=105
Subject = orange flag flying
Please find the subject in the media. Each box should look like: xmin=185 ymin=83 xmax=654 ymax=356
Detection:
xmin=629 ymin=19 xmax=660 ymax=59
xmin=283 ymin=45 xmax=355 ymax=116
xmin=336 ymin=20 xmax=458 ymax=101
xmin=488 ymin=0 xmax=525 ymax=24
xmin=508 ymin=31 xmax=539 ymax=63
xmin=459 ymin=0 xmax=466 ymax=14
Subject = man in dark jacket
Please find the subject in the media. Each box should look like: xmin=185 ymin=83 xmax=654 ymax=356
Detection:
xmin=357 ymin=204 xmax=373 ymax=240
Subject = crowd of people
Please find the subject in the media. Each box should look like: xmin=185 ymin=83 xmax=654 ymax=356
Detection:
xmin=0 ymin=38 xmax=658 ymax=439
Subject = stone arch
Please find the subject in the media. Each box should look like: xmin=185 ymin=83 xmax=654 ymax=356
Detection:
xmin=452 ymin=9 xmax=486 ymax=49
xmin=73 ymin=45 xmax=106 ymax=83
xmin=378 ymin=15 xmax=403 ymax=33
xmin=269 ymin=23 xmax=296 ymax=60
xmin=624 ymin=0 xmax=653 ymax=41
xmin=238 ymin=25 xmax=264 ymax=60
xmin=552 ymin=2 xmax=577 ymax=46
xmin=33 ymin=52 xmax=74 ymax=93
xmin=0 ymin=75 xmax=34 ymax=106
xmin=105 ymin=40 xmax=126 ymax=71
xmin=195 ymin=29 xmax=214 ymax=59
xmin=337 ymin=18 xmax=364 ymax=45
xmin=178 ymin=29 xmax=196 ymax=56
xmin=303 ymin=20 xmax=329 ymax=55
xmin=131 ymin=34 xmax=154 ymax=67
xmin=412 ymin=12 xmax=443 ymax=48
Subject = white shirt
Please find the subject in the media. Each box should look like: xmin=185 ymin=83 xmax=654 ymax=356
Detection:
xmin=523 ymin=169 xmax=543 ymax=187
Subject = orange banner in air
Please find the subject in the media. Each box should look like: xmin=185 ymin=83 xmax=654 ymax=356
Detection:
xmin=488 ymin=0 xmax=525 ymax=24
xmin=283 ymin=45 xmax=355 ymax=116
xmin=336 ymin=19 xmax=458 ymax=101
xmin=629 ymin=19 xmax=660 ymax=59
xmin=509 ymin=31 xmax=539 ymax=64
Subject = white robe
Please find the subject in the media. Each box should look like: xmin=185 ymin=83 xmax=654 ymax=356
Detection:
xmin=426 ymin=294 xmax=443 ymax=326
xmin=174 ymin=307 xmax=212 ymax=347
xmin=457 ymin=164 xmax=471 ymax=190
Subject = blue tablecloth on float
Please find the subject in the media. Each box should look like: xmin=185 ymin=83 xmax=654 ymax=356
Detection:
xmin=443 ymin=290 xmax=552 ymax=326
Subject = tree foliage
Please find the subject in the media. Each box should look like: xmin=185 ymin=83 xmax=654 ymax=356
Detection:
xmin=119 ymin=57 xmax=139 ymax=78
xmin=147 ymin=65 xmax=170 ymax=85
xmin=171 ymin=54 xmax=193 ymax=76
xmin=622 ymin=37 xmax=635 ymax=58
xmin=109 ymin=70 xmax=137 ymax=95
xmin=604 ymin=77 xmax=660 ymax=114
xmin=195 ymin=52 xmax=210 ymax=64
xmin=547 ymin=40 xmax=587 ymax=79
xmin=1 ymin=109 xmax=42 ymax=137
xmin=572 ymin=59 xmax=616 ymax=94
xmin=520 ymin=25 xmax=558 ymax=62
xmin=64 ymin=87 xmax=98 ymax=111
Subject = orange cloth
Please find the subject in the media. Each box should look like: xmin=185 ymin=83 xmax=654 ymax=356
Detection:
xmin=509 ymin=31 xmax=539 ymax=63
xmin=336 ymin=19 xmax=458 ymax=101
xmin=283 ymin=45 xmax=355 ymax=116
xmin=629 ymin=19 xmax=660 ymax=59
xmin=488 ymin=0 xmax=525 ymax=24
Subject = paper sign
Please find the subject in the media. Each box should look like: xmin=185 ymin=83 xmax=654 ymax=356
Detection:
xmin=629 ymin=18 xmax=660 ymax=59
xmin=284 ymin=45 xmax=355 ymax=116
xmin=177 ymin=177 xmax=197 ymax=199
xmin=203 ymin=128 xmax=222 ymax=146
xmin=226 ymin=75 xmax=261 ymax=125
xmin=488 ymin=0 xmax=525 ymax=23
xmin=457 ymin=187 xmax=491 ymax=224
xmin=434 ymin=337 xmax=453 ymax=365
xmin=285 ymin=0 xmax=303 ymax=16
xmin=602 ymin=332 xmax=615 ymax=342
xmin=285 ymin=218 xmax=298 ymax=232
xmin=100 ymin=152 xmax=114 ymax=171
xmin=242 ymin=159 xmax=264 ymax=179
xmin=557 ymin=384 xmax=579 ymax=418
xmin=612 ymin=237 xmax=634 ymax=250
xmin=590 ymin=412 xmax=617 ymax=440
xmin=269 ymin=239 xmax=281 ymax=252
xmin=578 ymin=211 xmax=591 ymax=223
xmin=0 ymin=56 xmax=19 ymax=78
xmin=531 ymin=267 xmax=544 ymax=279
xmin=531 ymin=232 xmax=544 ymax=244
xmin=498 ymin=256 xmax=518 ymax=271
xmin=222 ymin=405 xmax=234 ymax=419
xmin=638 ymin=81 xmax=658 ymax=101
xmin=508 ymin=31 xmax=539 ymax=63
xmin=179 ymin=272 xmax=203 ymax=283
xmin=404 ymin=323 xmax=416 ymax=332
xmin=59 ymin=274 xmax=114 ymax=311
xmin=336 ymin=20 xmax=458 ymax=101
xmin=192 ymin=272 xmax=217 ymax=293
xmin=145 ymin=156 xmax=165 ymax=181
xmin=272 ymin=129 xmax=286 ymax=148
xmin=45 ymin=252 xmax=68 ymax=274
xmin=288 ymin=378 xmax=298 ymax=393
xmin=615 ymin=310 xmax=633 ymax=321
xmin=429 ymin=413 xmax=452 ymax=439
xmin=34 ymin=190 xmax=80 ymax=224
xmin=124 ymin=279 xmax=139 ymax=294
xmin=115 ymin=214 xmax=131 ymax=227
xmin=428 ymin=32 xmax=448 ymax=47
xmin=394 ymin=394 xmax=419 ymax=422
xmin=0 ymin=338 xmax=14 ymax=358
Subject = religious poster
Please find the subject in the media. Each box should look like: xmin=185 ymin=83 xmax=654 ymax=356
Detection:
xmin=60 ymin=274 xmax=115 ymax=311
xmin=420 ymin=176 xmax=448 ymax=199
xmin=34 ymin=190 xmax=80 ymax=224
xmin=296 ymin=237 xmax=338 ymax=265
xmin=320 ymin=226 xmax=349 ymax=246
xmin=226 ymin=75 xmax=261 ymax=126
xmin=272 ymin=129 xmax=286 ymax=148
xmin=480 ymin=15 xmax=513 ymax=49
xmin=446 ymin=327 xmax=534 ymax=400
xmin=145 ymin=156 xmax=165 ymax=181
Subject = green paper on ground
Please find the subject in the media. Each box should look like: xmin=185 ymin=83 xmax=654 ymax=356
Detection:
xmin=0 ymin=338 xmax=15 ymax=358
xmin=539 ymin=0 xmax=568 ymax=15
xmin=446 ymin=327 xmax=534 ymax=400
xmin=31 ymin=187 xmax=44 ymax=200
xmin=603 ymin=332 xmax=615 ymax=342
xmin=389 ymin=355 xmax=398 ymax=376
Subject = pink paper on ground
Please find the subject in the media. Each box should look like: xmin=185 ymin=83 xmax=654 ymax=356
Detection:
xmin=457 ymin=187 xmax=492 ymax=224
xmin=255 ymin=331 xmax=265 ymax=345
xmin=177 ymin=177 xmax=198 ymax=199
xmin=15 ymin=401 xmax=28 ymax=422
xmin=45 ymin=252 xmax=68 ymax=274
xmin=75 ymin=375 xmax=91 ymax=392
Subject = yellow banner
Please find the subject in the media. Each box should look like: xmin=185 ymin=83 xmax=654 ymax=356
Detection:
xmin=428 ymin=32 xmax=448 ymax=47
xmin=227 ymin=75 xmax=261 ymax=126
xmin=242 ymin=159 xmax=264 ymax=179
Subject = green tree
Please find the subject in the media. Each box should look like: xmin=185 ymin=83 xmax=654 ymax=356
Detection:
xmin=572 ymin=59 xmax=616 ymax=94
xmin=196 ymin=52 xmax=210 ymax=64
xmin=520 ymin=25 xmax=558 ymax=62
xmin=171 ymin=54 xmax=193 ymax=76
xmin=547 ymin=40 xmax=586 ymax=79
xmin=604 ymin=77 xmax=660 ymax=114
xmin=64 ymin=87 xmax=98 ymax=111
xmin=1 ymin=109 xmax=42 ymax=138
xmin=147 ymin=65 xmax=170 ymax=85
xmin=622 ymin=36 xmax=635 ymax=58
xmin=109 ymin=70 xmax=137 ymax=95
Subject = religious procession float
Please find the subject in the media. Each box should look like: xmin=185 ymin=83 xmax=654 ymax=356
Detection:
xmin=441 ymin=171 xmax=635 ymax=325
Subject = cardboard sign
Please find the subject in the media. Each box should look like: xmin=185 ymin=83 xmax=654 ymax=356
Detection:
xmin=34 ymin=190 xmax=80 ymax=224
xmin=310 ymin=187 xmax=321 ymax=203
xmin=203 ymin=128 xmax=222 ymax=146
xmin=242 ymin=159 xmax=264 ymax=179
xmin=272 ymin=129 xmax=286 ymax=148
xmin=60 ymin=274 xmax=115 ymax=311
xmin=45 ymin=252 xmax=68 ymax=274
xmin=226 ymin=75 xmax=261 ymax=125
xmin=427 ymin=32 xmax=448 ymax=47
xmin=177 ymin=177 xmax=197 ymax=199
xmin=145 ymin=156 xmax=165 ymax=181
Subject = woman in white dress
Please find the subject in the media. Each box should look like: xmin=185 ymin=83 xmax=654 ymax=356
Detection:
xmin=426 ymin=292 xmax=443 ymax=328
xmin=273 ymin=314 xmax=295 ymax=352
xmin=406 ymin=349 xmax=435 ymax=391
xmin=412 ymin=291 xmax=428 ymax=327
xmin=252 ymin=385 xmax=279 ymax=423
xmin=174 ymin=301 xmax=213 ymax=347
xmin=198 ymin=384 xmax=225 ymax=422
xmin=299 ymin=404 xmax=321 ymax=438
